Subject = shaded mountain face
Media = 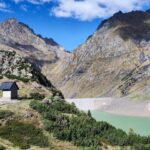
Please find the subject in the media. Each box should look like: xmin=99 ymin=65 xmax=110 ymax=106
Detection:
xmin=58 ymin=10 xmax=150 ymax=98
xmin=0 ymin=18 xmax=71 ymax=85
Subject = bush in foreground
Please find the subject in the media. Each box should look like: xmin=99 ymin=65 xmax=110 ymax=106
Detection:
xmin=30 ymin=92 xmax=45 ymax=100
xmin=30 ymin=100 xmax=150 ymax=149
xmin=0 ymin=110 xmax=14 ymax=119
xmin=0 ymin=145 xmax=6 ymax=150
xmin=0 ymin=120 xmax=49 ymax=149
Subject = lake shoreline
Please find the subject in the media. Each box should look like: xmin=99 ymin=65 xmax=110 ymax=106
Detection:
xmin=66 ymin=98 xmax=150 ymax=118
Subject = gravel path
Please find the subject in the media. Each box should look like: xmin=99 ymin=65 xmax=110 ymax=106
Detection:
xmin=66 ymin=98 xmax=150 ymax=117
xmin=0 ymin=98 xmax=18 ymax=105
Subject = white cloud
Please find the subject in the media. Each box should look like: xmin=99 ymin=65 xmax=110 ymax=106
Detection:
xmin=51 ymin=0 xmax=150 ymax=21
xmin=0 ymin=2 xmax=12 ymax=12
xmin=13 ymin=0 xmax=52 ymax=4
xmin=12 ymin=0 xmax=150 ymax=20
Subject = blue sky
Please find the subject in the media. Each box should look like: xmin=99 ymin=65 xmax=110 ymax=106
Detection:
xmin=0 ymin=0 xmax=150 ymax=51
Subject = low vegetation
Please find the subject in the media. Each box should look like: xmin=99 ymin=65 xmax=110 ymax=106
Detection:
xmin=0 ymin=83 xmax=150 ymax=149
xmin=131 ymin=94 xmax=150 ymax=101
xmin=30 ymin=92 xmax=45 ymax=100
xmin=0 ymin=76 xmax=3 ymax=80
xmin=0 ymin=145 xmax=5 ymax=150
xmin=0 ymin=91 xmax=2 ymax=98
xmin=4 ymin=74 xmax=30 ymax=83
xmin=0 ymin=110 xmax=14 ymax=119
xmin=30 ymin=98 xmax=150 ymax=149
xmin=0 ymin=120 xmax=49 ymax=149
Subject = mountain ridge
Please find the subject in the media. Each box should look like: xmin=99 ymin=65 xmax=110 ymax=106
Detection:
xmin=0 ymin=18 xmax=71 ymax=89
xmin=57 ymin=9 xmax=150 ymax=98
xmin=0 ymin=10 xmax=150 ymax=98
xmin=0 ymin=18 xmax=59 ymax=47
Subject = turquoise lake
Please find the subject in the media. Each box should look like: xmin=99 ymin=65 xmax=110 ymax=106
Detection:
xmin=91 ymin=110 xmax=150 ymax=136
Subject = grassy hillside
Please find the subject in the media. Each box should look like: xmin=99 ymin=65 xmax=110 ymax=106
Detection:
xmin=0 ymin=50 xmax=150 ymax=150
xmin=0 ymin=100 xmax=79 ymax=150
xmin=0 ymin=97 xmax=150 ymax=150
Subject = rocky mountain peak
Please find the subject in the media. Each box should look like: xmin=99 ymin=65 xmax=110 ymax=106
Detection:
xmin=0 ymin=18 xmax=70 ymax=88
xmin=58 ymin=9 xmax=150 ymax=98
xmin=3 ymin=18 xmax=17 ymax=25
xmin=1 ymin=10 xmax=150 ymax=99
xmin=97 ymin=10 xmax=147 ymax=31
xmin=1 ymin=19 xmax=58 ymax=47
xmin=95 ymin=9 xmax=150 ymax=43
xmin=1 ymin=18 xmax=31 ymax=33
xmin=0 ymin=18 xmax=61 ymax=48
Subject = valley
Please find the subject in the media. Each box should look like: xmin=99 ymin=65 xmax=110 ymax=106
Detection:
xmin=0 ymin=10 xmax=150 ymax=99
xmin=0 ymin=8 xmax=150 ymax=150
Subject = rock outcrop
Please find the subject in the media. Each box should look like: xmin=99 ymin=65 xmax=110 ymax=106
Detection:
xmin=58 ymin=10 xmax=150 ymax=98
xmin=0 ymin=18 xmax=70 ymax=86
xmin=0 ymin=50 xmax=63 ymax=98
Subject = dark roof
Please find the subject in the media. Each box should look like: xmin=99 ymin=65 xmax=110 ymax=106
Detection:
xmin=0 ymin=82 xmax=19 ymax=91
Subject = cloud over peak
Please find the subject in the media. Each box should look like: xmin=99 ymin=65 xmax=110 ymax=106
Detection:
xmin=12 ymin=0 xmax=150 ymax=20
xmin=51 ymin=0 xmax=150 ymax=21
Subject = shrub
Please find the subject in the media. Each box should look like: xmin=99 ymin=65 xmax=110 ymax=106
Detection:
xmin=30 ymin=92 xmax=45 ymax=100
xmin=134 ymin=144 xmax=150 ymax=150
xmin=51 ymin=100 xmax=81 ymax=115
xmin=30 ymin=100 xmax=150 ymax=148
xmin=0 ymin=145 xmax=6 ymax=150
xmin=30 ymin=100 xmax=50 ymax=113
xmin=0 ymin=120 xmax=49 ymax=149
xmin=51 ymin=88 xmax=64 ymax=99
xmin=17 ymin=63 xmax=29 ymax=71
xmin=4 ymin=74 xmax=30 ymax=83
xmin=87 ymin=110 xmax=92 ymax=118
xmin=0 ymin=110 xmax=14 ymax=119
xmin=0 ymin=75 xmax=3 ymax=80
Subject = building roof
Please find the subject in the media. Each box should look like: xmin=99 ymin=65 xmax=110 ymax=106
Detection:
xmin=0 ymin=82 xmax=19 ymax=91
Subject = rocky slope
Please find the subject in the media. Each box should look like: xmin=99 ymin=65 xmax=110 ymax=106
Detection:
xmin=0 ymin=18 xmax=70 ymax=86
xmin=58 ymin=10 xmax=150 ymax=98
xmin=0 ymin=50 xmax=63 ymax=98
xmin=1 ymin=11 xmax=150 ymax=98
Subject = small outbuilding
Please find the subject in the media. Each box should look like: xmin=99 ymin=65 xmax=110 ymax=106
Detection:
xmin=0 ymin=82 xmax=19 ymax=100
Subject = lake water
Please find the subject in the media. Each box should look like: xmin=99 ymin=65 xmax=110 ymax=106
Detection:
xmin=91 ymin=110 xmax=150 ymax=136
xmin=66 ymin=98 xmax=150 ymax=136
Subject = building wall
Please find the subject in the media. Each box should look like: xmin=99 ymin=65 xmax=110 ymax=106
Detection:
xmin=11 ymin=84 xmax=18 ymax=99
xmin=2 ymin=90 xmax=18 ymax=99
xmin=11 ymin=90 xmax=18 ymax=99
xmin=3 ymin=91 xmax=11 ymax=99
